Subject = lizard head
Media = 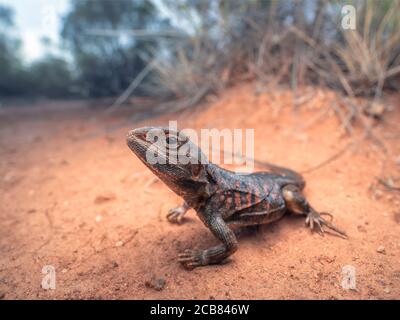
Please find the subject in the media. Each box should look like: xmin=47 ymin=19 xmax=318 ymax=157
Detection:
xmin=127 ymin=127 xmax=210 ymax=200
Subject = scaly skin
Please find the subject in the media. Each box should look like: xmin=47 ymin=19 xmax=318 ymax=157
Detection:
xmin=127 ymin=127 xmax=347 ymax=270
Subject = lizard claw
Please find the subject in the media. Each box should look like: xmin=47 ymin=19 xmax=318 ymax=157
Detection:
xmin=178 ymin=249 xmax=204 ymax=269
xmin=167 ymin=206 xmax=187 ymax=224
xmin=320 ymin=211 xmax=333 ymax=222
xmin=305 ymin=210 xmax=347 ymax=239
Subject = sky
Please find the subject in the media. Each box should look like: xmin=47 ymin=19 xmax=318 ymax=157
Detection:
xmin=0 ymin=0 xmax=70 ymax=62
xmin=0 ymin=0 xmax=188 ymax=64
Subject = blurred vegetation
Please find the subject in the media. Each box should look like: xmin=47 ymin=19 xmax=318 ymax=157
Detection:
xmin=0 ymin=0 xmax=399 ymax=108
xmin=28 ymin=55 xmax=74 ymax=98
xmin=0 ymin=0 xmax=168 ymax=99
xmin=61 ymin=0 xmax=164 ymax=97
xmin=147 ymin=0 xmax=400 ymax=105
xmin=0 ymin=5 xmax=74 ymax=98
xmin=0 ymin=5 xmax=26 ymax=96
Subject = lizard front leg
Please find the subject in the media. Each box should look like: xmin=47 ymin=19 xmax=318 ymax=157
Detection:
xmin=167 ymin=201 xmax=190 ymax=224
xmin=178 ymin=212 xmax=238 ymax=269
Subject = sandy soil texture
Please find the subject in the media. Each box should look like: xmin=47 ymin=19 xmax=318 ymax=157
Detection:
xmin=0 ymin=85 xmax=399 ymax=299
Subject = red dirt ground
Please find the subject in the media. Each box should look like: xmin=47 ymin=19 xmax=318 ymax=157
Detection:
xmin=0 ymin=84 xmax=399 ymax=299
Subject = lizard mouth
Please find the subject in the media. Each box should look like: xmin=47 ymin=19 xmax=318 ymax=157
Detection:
xmin=126 ymin=127 xmax=170 ymax=164
xmin=127 ymin=128 xmax=153 ymax=156
xmin=127 ymin=127 xmax=148 ymax=144
xmin=127 ymin=127 xmax=191 ymax=187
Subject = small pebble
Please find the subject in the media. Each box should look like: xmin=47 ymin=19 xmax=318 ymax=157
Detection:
xmin=357 ymin=225 xmax=367 ymax=233
xmin=377 ymin=246 xmax=386 ymax=254
xmin=145 ymin=277 xmax=166 ymax=291
xmin=115 ymin=241 xmax=124 ymax=247
xmin=373 ymin=189 xmax=383 ymax=199
xmin=384 ymin=287 xmax=391 ymax=294
xmin=94 ymin=192 xmax=116 ymax=204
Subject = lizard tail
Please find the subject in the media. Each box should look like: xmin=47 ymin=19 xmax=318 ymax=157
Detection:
xmin=253 ymin=159 xmax=306 ymax=189
xmin=223 ymin=149 xmax=305 ymax=189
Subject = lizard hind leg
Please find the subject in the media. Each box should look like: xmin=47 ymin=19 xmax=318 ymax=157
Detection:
xmin=282 ymin=184 xmax=347 ymax=238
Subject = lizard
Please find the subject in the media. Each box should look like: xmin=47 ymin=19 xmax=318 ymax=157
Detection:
xmin=127 ymin=127 xmax=347 ymax=269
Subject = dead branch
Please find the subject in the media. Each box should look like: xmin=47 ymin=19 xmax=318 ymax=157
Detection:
xmin=105 ymin=60 xmax=156 ymax=114
xmin=376 ymin=177 xmax=400 ymax=192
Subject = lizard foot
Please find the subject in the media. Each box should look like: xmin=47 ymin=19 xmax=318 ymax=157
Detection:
xmin=178 ymin=249 xmax=205 ymax=269
xmin=305 ymin=210 xmax=347 ymax=239
xmin=167 ymin=206 xmax=187 ymax=224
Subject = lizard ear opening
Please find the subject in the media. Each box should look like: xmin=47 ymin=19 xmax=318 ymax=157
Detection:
xmin=191 ymin=164 xmax=202 ymax=177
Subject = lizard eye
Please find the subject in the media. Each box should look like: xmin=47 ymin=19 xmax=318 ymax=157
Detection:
xmin=166 ymin=136 xmax=178 ymax=146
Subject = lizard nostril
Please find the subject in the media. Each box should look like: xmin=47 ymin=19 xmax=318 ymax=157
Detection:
xmin=128 ymin=129 xmax=147 ymax=142
xmin=127 ymin=130 xmax=137 ymax=142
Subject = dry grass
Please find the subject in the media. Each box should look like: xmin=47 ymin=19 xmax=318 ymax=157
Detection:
xmin=107 ymin=0 xmax=399 ymax=130
xmin=145 ymin=1 xmax=398 ymax=111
